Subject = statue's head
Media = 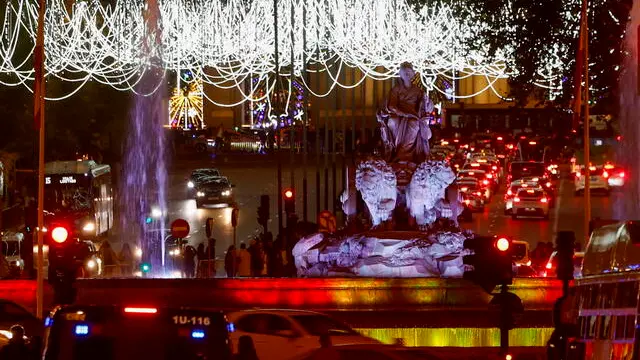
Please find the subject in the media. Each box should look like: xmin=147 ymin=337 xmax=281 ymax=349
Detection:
xmin=399 ymin=62 xmax=415 ymax=84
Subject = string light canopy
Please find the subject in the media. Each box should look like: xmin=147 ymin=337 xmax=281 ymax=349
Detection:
xmin=0 ymin=0 xmax=562 ymax=105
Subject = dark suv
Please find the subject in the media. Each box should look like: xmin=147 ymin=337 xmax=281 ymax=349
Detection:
xmin=42 ymin=305 xmax=233 ymax=360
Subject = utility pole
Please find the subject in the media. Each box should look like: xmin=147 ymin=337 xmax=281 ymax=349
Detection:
xmin=581 ymin=0 xmax=591 ymax=246
xmin=34 ymin=0 xmax=46 ymax=319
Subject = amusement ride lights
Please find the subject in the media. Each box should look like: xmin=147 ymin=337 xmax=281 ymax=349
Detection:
xmin=0 ymin=0 xmax=566 ymax=110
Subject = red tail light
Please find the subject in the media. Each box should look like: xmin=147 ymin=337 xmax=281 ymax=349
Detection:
xmin=486 ymin=174 xmax=493 ymax=179
xmin=492 ymin=166 xmax=497 ymax=170
xmin=124 ymin=307 xmax=158 ymax=314
xmin=545 ymin=182 xmax=552 ymax=188
xmin=540 ymin=198 xmax=548 ymax=203
xmin=620 ymin=172 xmax=626 ymax=178
xmin=497 ymin=137 xmax=503 ymax=141
xmin=507 ymin=189 xmax=513 ymax=196
xmin=482 ymin=180 xmax=489 ymax=185
xmin=603 ymin=171 xmax=609 ymax=178
xmin=514 ymin=197 xmax=521 ymax=203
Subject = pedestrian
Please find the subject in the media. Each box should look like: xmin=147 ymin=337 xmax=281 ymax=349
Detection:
xmin=98 ymin=240 xmax=117 ymax=277
xmin=118 ymin=243 xmax=134 ymax=276
xmin=237 ymin=243 xmax=251 ymax=277
xmin=224 ymin=245 xmax=237 ymax=278
xmin=249 ymin=240 xmax=264 ymax=277
xmin=0 ymin=325 xmax=32 ymax=359
xmin=234 ymin=335 xmax=259 ymax=360
xmin=197 ymin=243 xmax=206 ymax=262
xmin=183 ymin=244 xmax=197 ymax=278
xmin=205 ymin=238 xmax=216 ymax=277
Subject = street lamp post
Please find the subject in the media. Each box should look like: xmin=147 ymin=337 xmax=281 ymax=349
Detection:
xmin=582 ymin=0 xmax=591 ymax=246
xmin=34 ymin=0 xmax=46 ymax=319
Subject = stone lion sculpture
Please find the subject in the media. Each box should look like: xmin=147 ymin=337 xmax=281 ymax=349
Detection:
xmin=355 ymin=160 xmax=397 ymax=227
xmin=405 ymin=161 xmax=456 ymax=226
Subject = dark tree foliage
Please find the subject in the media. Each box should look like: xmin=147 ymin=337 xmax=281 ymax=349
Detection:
xmin=409 ymin=0 xmax=633 ymax=114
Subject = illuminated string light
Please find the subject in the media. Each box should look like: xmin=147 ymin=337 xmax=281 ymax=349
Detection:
xmin=0 ymin=0 xmax=572 ymax=106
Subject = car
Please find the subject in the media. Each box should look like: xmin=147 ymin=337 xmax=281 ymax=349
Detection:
xmin=462 ymin=162 xmax=499 ymax=189
xmin=512 ymin=240 xmax=531 ymax=267
xmin=0 ymin=299 xmax=43 ymax=346
xmin=457 ymin=175 xmax=491 ymax=202
xmin=42 ymin=305 xmax=233 ymax=360
xmin=194 ymin=177 xmax=235 ymax=208
xmin=605 ymin=165 xmax=625 ymax=187
xmin=187 ymin=168 xmax=222 ymax=197
xmin=574 ymin=166 xmax=610 ymax=195
xmin=511 ymin=188 xmax=550 ymax=220
xmin=76 ymin=241 xmax=102 ymax=278
xmin=292 ymin=344 xmax=443 ymax=360
xmin=543 ymin=251 xmax=585 ymax=278
xmin=458 ymin=184 xmax=485 ymax=212
xmin=226 ymin=309 xmax=379 ymax=360
xmin=508 ymin=161 xmax=547 ymax=184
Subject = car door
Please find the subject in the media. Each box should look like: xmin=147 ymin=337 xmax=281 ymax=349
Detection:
xmin=262 ymin=314 xmax=308 ymax=360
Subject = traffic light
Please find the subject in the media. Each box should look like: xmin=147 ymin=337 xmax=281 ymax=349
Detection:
xmin=141 ymin=262 xmax=151 ymax=273
xmin=46 ymin=225 xmax=77 ymax=305
xmin=556 ymin=231 xmax=576 ymax=281
xmin=257 ymin=195 xmax=270 ymax=231
xmin=463 ymin=235 xmax=514 ymax=293
xmin=283 ymin=188 xmax=295 ymax=214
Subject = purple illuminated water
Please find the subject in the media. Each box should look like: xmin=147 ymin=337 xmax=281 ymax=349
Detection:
xmin=616 ymin=1 xmax=640 ymax=220
xmin=120 ymin=87 xmax=169 ymax=274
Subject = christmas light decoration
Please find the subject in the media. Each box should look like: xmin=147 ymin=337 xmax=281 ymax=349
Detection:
xmin=6 ymin=0 xmax=622 ymax=110
xmin=169 ymin=72 xmax=204 ymax=130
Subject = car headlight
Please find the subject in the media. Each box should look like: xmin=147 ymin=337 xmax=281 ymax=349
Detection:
xmin=0 ymin=330 xmax=12 ymax=339
xmin=83 ymin=222 xmax=96 ymax=232
xmin=222 ymin=190 xmax=231 ymax=197
xmin=135 ymin=248 xmax=143 ymax=258
xmin=87 ymin=259 xmax=96 ymax=269
xmin=196 ymin=191 xmax=205 ymax=197
xmin=187 ymin=181 xmax=195 ymax=188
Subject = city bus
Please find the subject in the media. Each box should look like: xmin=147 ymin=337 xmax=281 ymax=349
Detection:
xmin=567 ymin=221 xmax=640 ymax=360
xmin=44 ymin=160 xmax=114 ymax=240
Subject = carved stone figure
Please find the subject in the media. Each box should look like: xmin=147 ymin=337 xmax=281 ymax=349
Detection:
xmin=405 ymin=161 xmax=456 ymax=227
xmin=435 ymin=184 xmax=464 ymax=227
xmin=355 ymin=160 xmax=397 ymax=227
xmin=377 ymin=62 xmax=434 ymax=163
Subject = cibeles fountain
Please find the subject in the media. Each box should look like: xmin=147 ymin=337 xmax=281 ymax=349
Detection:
xmin=293 ymin=63 xmax=471 ymax=277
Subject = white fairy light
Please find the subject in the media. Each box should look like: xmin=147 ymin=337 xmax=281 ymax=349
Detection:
xmin=0 ymin=0 xmax=530 ymax=105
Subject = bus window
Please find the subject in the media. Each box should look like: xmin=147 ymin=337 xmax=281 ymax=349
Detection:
xmin=601 ymin=283 xmax=615 ymax=308
xmin=614 ymin=316 xmax=626 ymax=340
xmin=587 ymin=316 xmax=597 ymax=339
xmin=578 ymin=316 xmax=587 ymax=338
xmin=598 ymin=316 xmax=612 ymax=340
xmin=625 ymin=315 xmax=636 ymax=339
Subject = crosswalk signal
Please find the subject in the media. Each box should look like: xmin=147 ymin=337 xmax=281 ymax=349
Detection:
xmin=284 ymin=188 xmax=295 ymax=214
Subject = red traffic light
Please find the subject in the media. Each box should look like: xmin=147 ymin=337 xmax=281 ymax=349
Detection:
xmin=495 ymin=237 xmax=510 ymax=252
xmin=284 ymin=189 xmax=294 ymax=199
xmin=51 ymin=226 xmax=69 ymax=243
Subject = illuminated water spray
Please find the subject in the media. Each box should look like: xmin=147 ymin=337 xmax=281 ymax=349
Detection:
xmin=615 ymin=0 xmax=640 ymax=220
xmin=120 ymin=0 xmax=168 ymax=273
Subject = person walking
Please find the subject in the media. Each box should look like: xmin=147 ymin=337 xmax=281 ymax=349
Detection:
xmin=118 ymin=243 xmax=134 ymax=276
xmin=234 ymin=335 xmax=259 ymax=360
xmin=249 ymin=240 xmax=264 ymax=277
xmin=183 ymin=244 xmax=197 ymax=278
xmin=237 ymin=243 xmax=251 ymax=277
xmin=224 ymin=245 xmax=237 ymax=278
xmin=98 ymin=240 xmax=117 ymax=277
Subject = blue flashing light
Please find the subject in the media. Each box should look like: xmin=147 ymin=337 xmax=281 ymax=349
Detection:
xmin=227 ymin=323 xmax=235 ymax=333
xmin=44 ymin=317 xmax=53 ymax=327
xmin=191 ymin=330 xmax=205 ymax=339
xmin=75 ymin=324 xmax=89 ymax=336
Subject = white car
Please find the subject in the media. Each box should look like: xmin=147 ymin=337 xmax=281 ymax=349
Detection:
xmin=226 ymin=309 xmax=379 ymax=360
xmin=511 ymin=188 xmax=550 ymax=220
xmin=575 ymin=167 xmax=610 ymax=195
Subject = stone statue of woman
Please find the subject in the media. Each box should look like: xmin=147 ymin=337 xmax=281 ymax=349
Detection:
xmin=385 ymin=62 xmax=434 ymax=163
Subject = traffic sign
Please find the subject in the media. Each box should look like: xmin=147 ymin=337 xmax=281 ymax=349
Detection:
xmin=171 ymin=219 xmax=190 ymax=238
xmin=231 ymin=207 xmax=239 ymax=228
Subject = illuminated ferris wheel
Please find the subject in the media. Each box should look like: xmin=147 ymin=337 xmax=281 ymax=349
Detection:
xmin=169 ymin=71 xmax=204 ymax=130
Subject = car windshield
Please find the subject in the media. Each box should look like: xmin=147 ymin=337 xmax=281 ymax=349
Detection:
xmin=192 ymin=169 xmax=220 ymax=180
xmin=510 ymin=163 xmax=545 ymax=179
xmin=44 ymin=308 xmax=230 ymax=360
xmin=290 ymin=315 xmax=356 ymax=336
xmin=200 ymin=178 xmax=230 ymax=187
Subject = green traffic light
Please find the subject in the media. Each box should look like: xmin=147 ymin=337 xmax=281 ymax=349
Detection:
xmin=145 ymin=217 xmax=153 ymax=224
xmin=141 ymin=263 xmax=151 ymax=273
